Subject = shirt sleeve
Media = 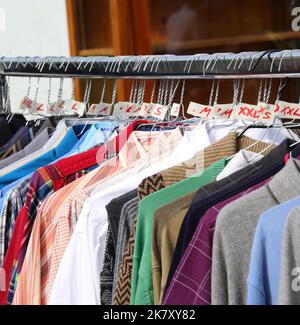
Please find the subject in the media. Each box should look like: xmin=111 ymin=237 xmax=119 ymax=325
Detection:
xmin=49 ymin=201 xmax=108 ymax=305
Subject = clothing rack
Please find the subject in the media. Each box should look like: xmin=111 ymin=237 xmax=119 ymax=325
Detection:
xmin=1 ymin=50 xmax=300 ymax=80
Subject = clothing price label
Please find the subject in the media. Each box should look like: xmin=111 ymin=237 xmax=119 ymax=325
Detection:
xmin=142 ymin=103 xmax=153 ymax=117
xmin=213 ymin=104 xmax=234 ymax=120
xmin=150 ymin=104 xmax=169 ymax=120
xmin=187 ymin=102 xmax=214 ymax=119
xmin=170 ymin=103 xmax=180 ymax=117
xmin=234 ymin=102 xmax=275 ymax=122
xmin=274 ymin=100 xmax=300 ymax=119
xmin=32 ymin=101 xmax=47 ymax=115
xmin=63 ymin=99 xmax=86 ymax=116
xmin=129 ymin=103 xmax=147 ymax=117
xmin=19 ymin=96 xmax=34 ymax=112
xmin=46 ymin=100 xmax=64 ymax=116
xmin=113 ymin=102 xmax=130 ymax=117
xmin=88 ymin=103 xmax=112 ymax=116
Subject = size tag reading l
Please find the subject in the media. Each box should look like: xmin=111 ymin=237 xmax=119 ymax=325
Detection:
xmin=213 ymin=104 xmax=234 ymax=120
xmin=88 ymin=103 xmax=112 ymax=116
xmin=63 ymin=99 xmax=86 ymax=116
xmin=187 ymin=102 xmax=214 ymax=119
xmin=274 ymin=100 xmax=300 ymax=119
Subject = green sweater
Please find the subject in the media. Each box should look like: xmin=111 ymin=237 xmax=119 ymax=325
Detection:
xmin=130 ymin=158 xmax=226 ymax=305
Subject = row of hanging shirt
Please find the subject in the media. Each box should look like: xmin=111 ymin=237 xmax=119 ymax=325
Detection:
xmin=1 ymin=71 xmax=300 ymax=306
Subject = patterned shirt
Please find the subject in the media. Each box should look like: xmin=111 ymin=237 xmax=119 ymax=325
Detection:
xmin=0 ymin=178 xmax=30 ymax=265
xmin=9 ymin=120 xmax=152 ymax=305
xmin=163 ymin=180 xmax=268 ymax=305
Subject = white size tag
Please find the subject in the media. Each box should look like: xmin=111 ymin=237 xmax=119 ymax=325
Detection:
xmin=88 ymin=103 xmax=113 ymax=116
xmin=170 ymin=103 xmax=180 ymax=117
xmin=150 ymin=104 xmax=169 ymax=120
xmin=63 ymin=99 xmax=86 ymax=116
xmin=234 ymin=102 xmax=275 ymax=122
xmin=130 ymin=103 xmax=145 ymax=117
xmin=187 ymin=102 xmax=214 ymax=119
xmin=213 ymin=104 xmax=235 ymax=120
xmin=19 ymin=96 xmax=34 ymax=112
xmin=32 ymin=101 xmax=47 ymax=115
xmin=143 ymin=103 xmax=154 ymax=117
xmin=274 ymin=100 xmax=300 ymax=119
xmin=46 ymin=101 xmax=63 ymax=116
xmin=113 ymin=102 xmax=130 ymax=117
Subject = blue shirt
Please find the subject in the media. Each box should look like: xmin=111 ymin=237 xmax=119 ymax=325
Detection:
xmin=0 ymin=126 xmax=84 ymax=190
xmin=247 ymin=196 xmax=300 ymax=305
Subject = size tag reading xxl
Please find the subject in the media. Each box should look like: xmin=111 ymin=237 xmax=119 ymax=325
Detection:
xmin=187 ymin=102 xmax=214 ymax=119
xmin=274 ymin=100 xmax=300 ymax=119
xmin=213 ymin=104 xmax=234 ymax=120
xmin=234 ymin=102 xmax=275 ymax=122
xmin=63 ymin=99 xmax=86 ymax=116
xmin=88 ymin=103 xmax=112 ymax=116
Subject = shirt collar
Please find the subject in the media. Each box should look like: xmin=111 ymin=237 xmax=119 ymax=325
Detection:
xmin=267 ymin=158 xmax=300 ymax=204
xmin=117 ymin=131 xmax=169 ymax=167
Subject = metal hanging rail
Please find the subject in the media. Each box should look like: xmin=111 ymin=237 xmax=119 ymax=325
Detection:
xmin=1 ymin=50 xmax=300 ymax=79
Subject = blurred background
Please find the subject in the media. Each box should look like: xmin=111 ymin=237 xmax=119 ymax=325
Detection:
xmin=1 ymin=0 xmax=300 ymax=111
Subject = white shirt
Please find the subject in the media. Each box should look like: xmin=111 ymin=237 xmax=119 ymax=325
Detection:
xmin=49 ymin=119 xmax=291 ymax=305
xmin=217 ymin=149 xmax=263 ymax=181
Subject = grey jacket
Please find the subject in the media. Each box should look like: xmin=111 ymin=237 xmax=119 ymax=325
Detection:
xmin=212 ymin=159 xmax=300 ymax=305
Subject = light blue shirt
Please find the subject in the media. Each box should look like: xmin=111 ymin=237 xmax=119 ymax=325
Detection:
xmin=247 ymin=196 xmax=300 ymax=305
xmin=0 ymin=126 xmax=83 ymax=190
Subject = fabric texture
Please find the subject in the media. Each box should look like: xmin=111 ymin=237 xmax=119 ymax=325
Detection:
xmin=165 ymin=139 xmax=290 ymax=294
xmin=112 ymin=197 xmax=139 ymax=299
xmin=247 ymin=196 xmax=300 ymax=305
xmin=278 ymin=206 xmax=300 ymax=305
xmin=211 ymin=159 xmax=300 ymax=305
xmin=2 ymin=120 xmax=146 ymax=305
xmin=101 ymin=189 xmax=137 ymax=305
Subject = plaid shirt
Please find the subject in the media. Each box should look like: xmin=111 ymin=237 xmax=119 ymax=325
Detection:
xmin=163 ymin=180 xmax=269 ymax=305
xmin=0 ymin=119 xmax=149 ymax=305
xmin=0 ymin=178 xmax=30 ymax=265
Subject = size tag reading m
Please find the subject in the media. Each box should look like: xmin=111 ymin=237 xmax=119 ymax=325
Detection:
xmin=213 ymin=104 xmax=234 ymax=120
xmin=274 ymin=100 xmax=300 ymax=119
xmin=63 ymin=99 xmax=86 ymax=116
xmin=187 ymin=102 xmax=214 ymax=119
xmin=234 ymin=102 xmax=275 ymax=122
xmin=88 ymin=103 xmax=112 ymax=116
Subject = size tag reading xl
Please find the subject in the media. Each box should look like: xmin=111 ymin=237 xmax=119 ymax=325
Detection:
xmin=187 ymin=102 xmax=214 ymax=119
xmin=19 ymin=97 xmax=34 ymax=112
